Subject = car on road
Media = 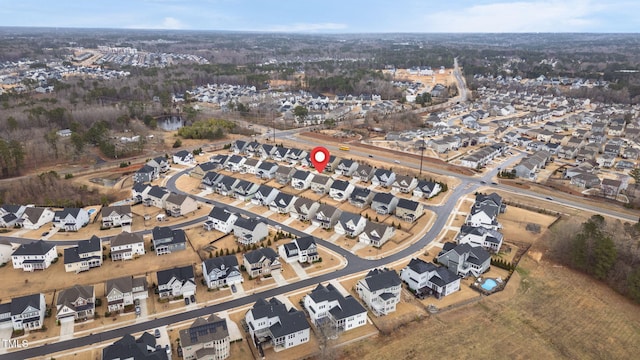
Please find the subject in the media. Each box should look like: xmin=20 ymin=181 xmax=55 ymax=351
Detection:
xmin=491 ymin=182 xmax=498 ymax=185
xmin=394 ymin=160 xmax=400 ymax=164
xmin=190 ymin=294 xmax=196 ymax=303
xmin=545 ymin=197 xmax=554 ymax=200
xmin=154 ymin=329 xmax=161 ymax=338
xmin=368 ymin=154 xmax=373 ymax=158
xmin=184 ymin=297 xmax=190 ymax=306
xmin=480 ymin=180 xmax=486 ymax=184
xmin=231 ymin=284 xmax=237 ymax=293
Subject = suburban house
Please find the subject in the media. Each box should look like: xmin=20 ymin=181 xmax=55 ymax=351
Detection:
xmin=56 ymin=285 xmax=95 ymax=321
xmin=437 ymin=242 xmax=491 ymax=278
xmin=355 ymin=268 xmax=402 ymax=316
xmin=243 ymin=247 xmax=282 ymax=278
xmin=259 ymin=144 xmax=277 ymax=160
xmin=173 ymin=149 xmax=195 ymax=165
xmin=272 ymin=146 xmax=290 ymax=162
xmin=275 ymin=166 xmax=296 ymax=185
xmin=231 ymin=140 xmax=248 ymax=154
xmin=310 ymin=174 xmax=334 ymax=194
xmin=255 ymin=161 xmax=279 ymax=179
xmin=164 ymin=193 xmax=199 ymax=217
xmin=103 ymin=333 xmax=168 ymax=360
xmin=3 ymin=293 xmax=46 ymax=331
xmin=286 ymin=148 xmax=308 ymax=165
xmin=146 ymin=156 xmax=170 ymax=174
xmin=133 ymin=164 xmax=157 ymax=183
xmin=240 ymin=158 xmax=261 ymax=174
xmin=245 ymin=297 xmax=310 ymax=351
xmin=349 ymin=187 xmax=375 ymax=208
xmin=53 ymin=208 xmax=90 ymax=231
xmin=142 ymin=186 xmax=170 ymax=209
xmin=457 ymin=225 xmax=504 ymax=253
xmin=209 ymin=154 xmax=230 ymax=170
xmin=325 ymin=155 xmax=341 ymax=172
xmin=233 ymin=179 xmax=260 ymax=200
xmin=0 ymin=205 xmax=24 ymax=228
xmin=110 ymin=232 xmax=145 ymax=261
xmin=413 ymin=180 xmax=442 ymax=199
xmin=400 ymin=258 xmax=461 ymax=298
xmin=371 ymin=192 xmax=399 ymax=215
xmin=466 ymin=192 xmax=505 ymax=230
xmin=105 ymin=276 xmax=148 ymax=313
xmin=216 ymin=176 xmax=240 ymax=197
xmin=191 ymin=161 xmax=220 ymax=179
xmin=179 ymin=314 xmax=231 ymax=360
xmin=204 ymin=207 xmax=238 ymax=234
xmin=329 ymin=179 xmax=355 ymax=202
xmin=269 ymin=192 xmax=297 ymax=214
xmin=353 ymin=164 xmax=375 ymax=183
xmin=395 ymin=198 xmax=424 ymax=223
xmin=156 ymin=265 xmax=197 ymax=299
xmin=64 ymin=235 xmax=102 ymax=273
xmin=16 ymin=207 xmax=55 ymax=230
xmin=303 ymin=283 xmax=368 ymax=332
xmin=12 ymin=240 xmax=58 ymax=271
xmin=290 ymin=197 xmax=320 ymax=222
xmin=312 ymin=204 xmax=342 ymax=230
xmin=202 ymin=255 xmax=243 ymax=289
xmin=0 ymin=240 xmax=14 ymax=266
xmin=334 ymin=212 xmax=367 ymax=237
xmin=233 ymin=217 xmax=269 ymax=245
xmin=291 ymin=170 xmax=314 ymax=190
xmin=278 ymin=236 xmax=320 ymax=264
xmin=244 ymin=141 xmax=262 ymax=157
xmin=101 ymin=205 xmax=132 ymax=229
xmin=224 ymin=155 xmax=246 ymax=172
xmin=601 ymin=178 xmax=626 ymax=197
xmin=358 ymin=222 xmax=396 ymax=247
xmin=251 ymin=185 xmax=280 ymax=206
xmin=202 ymin=171 xmax=225 ymax=190
xmin=152 ymin=226 xmax=187 ymax=255
xmin=371 ymin=169 xmax=396 ymax=188
xmin=392 ymin=175 xmax=418 ymax=193
xmin=335 ymin=159 xmax=359 ymax=177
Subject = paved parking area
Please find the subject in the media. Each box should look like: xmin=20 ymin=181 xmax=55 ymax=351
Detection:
xmin=59 ymin=317 xmax=75 ymax=340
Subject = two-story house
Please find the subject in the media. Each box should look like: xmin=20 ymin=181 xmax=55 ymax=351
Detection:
xmin=457 ymin=225 xmax=503 ymax=252
xmin=312 ymin=204 xmax=342 ymax=230
xmin=371 ymin=169 xmax=396 ymax=188
xmin=334 ymin=212 xmax=367 ymax=237
xmin=173 ymin=149 xmax=195 ymax=165
xmin=164 ymin=193 xmax=199 ymax=217
xmin=204 ymin=207 xmax=238 ymax=234
xmin=233 ymin=179 xmax=260 ymax=201
xmin=310 ymin=174 xmax=334 ymax=194
xmin=269 ymin=193 xmax=297 ymax=214
xmin=371 ymin=192 xmax=399 ymax=215
xmin=395 ymin=198 xmax=424 ymax=223
xmin=53 ymin=208 xmax=90 ymax=231
xmin=12 ymin=240 xmax=57 ymax=272
xmin=290 ymin=197 xmax=319 ymax=222
xmin=152 ymin=226 xmax=187 ymax=255
xmin=329 ymin=179 xmax=355 ymax=202
xmin=202 ymin=255 xmax=243 ymax=289
xmin=291 ymin=170 xmax=314 ymax=190
xmin=255 ymin=161 xmax=279 ymax=179
xmin=156 ymin=265 xmax=196 ymax=299
xmin=437 ymin=242 xmax=491 ymax=278
xmin=64 ymin=235 xmax=102 ymax=273
xmin=392 ymin=175 xmax=418 ymax=193
xmin=400 ymin=258 xmax=461 ymax=298
xmin=101 ymin=205 xmax=132 ymax=229
xmin=245 ymin=297 xmax=310 ymax=351
xmin=233 ymin=217 xmax=269 ymax=245
xmin=349 ymin=187 xmax=375 ymax=208
xmin=179 ymin=315 xmax=230 ymax=360
xmin=335 ymin=159 xmax=359 ymax=177
xmin=355 ymin=268 xmax=401 ymax=316
xmin=353 ymin=164 xmax=375 ymax=183
xmin=105 ymin=276 xmax=148 ymax=313
xmin=56 ymin=285 xmax=95 ymax=321
xmin=303 ymin=283 xmax=368 ymax=332
xmin=278 ymin=236 xmax=320 ymax=264
xmin=133 ymin=164 xmax=157 ymax=184
xmin=110 ymin=232 xmax=145 ymax=261
xmin=251 ymin=185 xmax=279 ymax=206
xmin=243 ymin=248 xmax=281 ymax=278
xmin=413 ymin=180 xmax=442 ymax=199
xmin=8 ymin=293 xmax=46 ymax=331
xmin=16 ymin=207 xmax=55 ymax=230
xmin=358 ymin=222 xmax=396 ymax=248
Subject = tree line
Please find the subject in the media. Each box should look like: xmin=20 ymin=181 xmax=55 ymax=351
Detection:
xmin=549 ymin=215 xmax=640 ymax=303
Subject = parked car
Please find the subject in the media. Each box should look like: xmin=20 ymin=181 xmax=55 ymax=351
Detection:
xmin=154 ymin=329 xmax=161 ymax=338
xmin=135 ymin=306 xmax=141 ymax=316
xmin=190 ymin=294 xmax=196 ymax=303
xmin=41 ymin=231 xmax=49 ymax=237
xmin=184 ymin=297 xmax=190 ymax=305
xmin=231 ymin=284 xmax=237 ymax=293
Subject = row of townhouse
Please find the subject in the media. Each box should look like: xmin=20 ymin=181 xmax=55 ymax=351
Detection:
xmin=131 ymin=184 xmax=199 ymax=217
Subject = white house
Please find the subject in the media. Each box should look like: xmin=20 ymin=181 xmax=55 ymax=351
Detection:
xmin=156 ymin=265 xmax=197 ymax=299
xmin=173 ymin=150 xmax=195 ymax=165
xmin=303 ymin=283 xmax=368 ymax=332
xmin=16 ymin=207 xmax=54 ymax=230
xmin=64 ymin=235 xmax=102 ymax=273
xmin=437 ymin=242 xmax=491 ymax=278
xmin=110 ymin=232 xmax=145 ymax=261
xmin=233 ymin=217 xmax=269 ymax=245
xmin=457 ymin=225 xmax=503 ymax=252
xmin=204 ymin=207 xmax=238 ymax=234
xmin=53 ymin=208 xmax=90 ymax=231
xmin=6 ymin=293 xmax=46 ymax=331
xmin=355 ymin=268 xmax=402 ymax=316
xmin=203 ymin=255 xmax=243 ymax=289
xmin=179 ymin=314 xmax=231 ymax=360
xmin=278 ymin=236 xmax=320 ymax=264
xmin=329 ymin=179 xmax=355 ymax=202
xmin=400 ymin=258 xmax=461 ymax=298
xmin=334 ymin=212 xmax=367 ymax=237
xmin=358 ymin=222 xmax=395 ymax=247
xmin=245 ymin=297 xmax=310 ymax=351
xmin=101 ymin=205 xmax=132 ymax=229
xmin=11 ymin=240 xmax=58 ymax=272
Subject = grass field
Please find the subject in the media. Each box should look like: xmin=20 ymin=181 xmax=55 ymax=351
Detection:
xmin=338 ymin=249 xmax=640 ymax=360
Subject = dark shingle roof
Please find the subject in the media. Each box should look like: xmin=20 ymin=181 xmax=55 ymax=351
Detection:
xmin=156 ymin=265 xmax=194 ymax=286
xmin=363 ymin=268 xmax=401 ymax=292
xmin=12 ymin=240 xmax=55 ymax=256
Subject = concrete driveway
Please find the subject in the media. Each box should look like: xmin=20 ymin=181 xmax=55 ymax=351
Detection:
xmin=59 ymin=317 xmax=75 ymax=340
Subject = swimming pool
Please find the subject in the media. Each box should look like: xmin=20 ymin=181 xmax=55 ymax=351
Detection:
xmin=481 ymin=278 xmax=498 ymax=291
xmin=88 ymin=209 xmax=96 ymax=215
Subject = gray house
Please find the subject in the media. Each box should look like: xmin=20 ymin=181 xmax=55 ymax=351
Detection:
xmin=437 ymin=242 xmax=491 ymax=278
xmin=233 ymin=217 xmax=269 ymax=245
xmin=349 ymin=187 xmax=375 ymax=208
xmin=335 ymin=159 xmax=359 ymax=177
xmin=152 ymin=226 xmax=187 ymax=255
xmin=310 ymin=174 xmax=334 ymax=194
xmin=372 ymin=169 xmax=396 ymax=188
xmin=312 ymin=204 xmax=342 ymax=229
xmin=256 ymin=161 xmax=279 ymax=179
xmin=251 ymin=185 xmax=280 ymax=206
xmin=371 ymin=192 xmax=399 ymax=215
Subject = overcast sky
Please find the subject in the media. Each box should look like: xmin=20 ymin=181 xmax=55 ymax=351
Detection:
xmin=2 ymin=0 xmax=639 ymax=33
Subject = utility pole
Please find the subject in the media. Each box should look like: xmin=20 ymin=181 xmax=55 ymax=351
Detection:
xmin=272 ymin=115 xmax=276 ymax=143
xmin=419 ymin=146 xmax=425 ymax=175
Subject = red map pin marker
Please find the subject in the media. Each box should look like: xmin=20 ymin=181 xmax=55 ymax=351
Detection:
xmin=310 ymin=146 xmax=330 ymax=173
